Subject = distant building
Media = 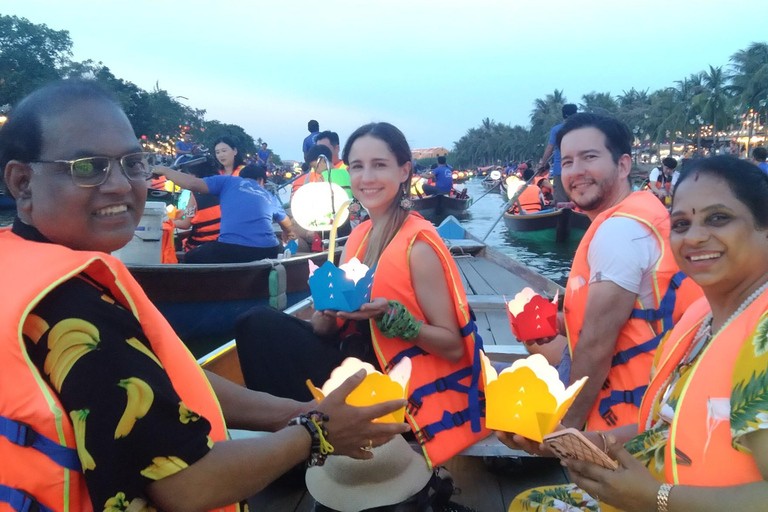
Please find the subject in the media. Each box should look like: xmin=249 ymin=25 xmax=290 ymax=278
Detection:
xmin=412 ymin=147 xmax=449 ymax=160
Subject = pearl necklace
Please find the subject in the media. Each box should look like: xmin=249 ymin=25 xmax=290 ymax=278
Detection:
xmin=647 ymin=279 xmax=768 ymax=430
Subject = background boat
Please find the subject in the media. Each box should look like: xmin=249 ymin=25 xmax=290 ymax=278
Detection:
xmin=128 ymin=249 xmax=339 ymax=357
xmin=412 ymin=194 xmax=472 ymax=222
xmin=503 ymin=207 xmax=591 ymax=243
xmin=0 ymin=192 xmax=16 ymax=210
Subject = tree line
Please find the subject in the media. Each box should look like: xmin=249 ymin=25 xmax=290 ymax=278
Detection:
xmin=0 ymin=14 xmax=280 ymax=163
xmin=449 ymin=43 xmax=768 ymax=168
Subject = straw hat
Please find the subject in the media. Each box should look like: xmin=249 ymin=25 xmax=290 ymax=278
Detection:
xmin=305 ymin=435 xmax=433 ymax=512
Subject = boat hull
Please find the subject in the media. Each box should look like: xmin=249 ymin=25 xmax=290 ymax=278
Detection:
xmin=412 ymin=194 xmax=471 ymax=221
xmin=503 ymin=208 xmax=590 ymax=243
xmin=128 ymin=251 xmax=335 ymax=356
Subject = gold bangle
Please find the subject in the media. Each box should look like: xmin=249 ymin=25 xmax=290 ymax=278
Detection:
xmin=597 ymin=431 xmax=609 ymax=453
xmin=656 ymin=483 xmax=674 ymax=512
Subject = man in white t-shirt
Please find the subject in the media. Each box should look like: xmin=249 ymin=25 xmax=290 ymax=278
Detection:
xmin=516 ymin=114 xmax=701 ymax=432
xmin=647 ymin=157 xmax=679 ymax=203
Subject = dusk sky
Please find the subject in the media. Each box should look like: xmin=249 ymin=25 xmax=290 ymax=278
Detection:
xmin=5 ymin=0 xmax=765 ymax=160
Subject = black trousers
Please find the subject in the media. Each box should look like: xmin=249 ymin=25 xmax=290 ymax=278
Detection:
xmin=184 ymin=241 xmax=280 ymax=264
xmin=235 ymin=306 xmax=376 ymax=401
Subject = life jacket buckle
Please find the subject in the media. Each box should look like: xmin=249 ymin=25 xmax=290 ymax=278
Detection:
xmin=15 ymin=421 xmax=36 ymax=448
xmin=414 ymin=428 xmax=433 ymax=445
xmin=406 ymin=397 xmax=422 ymax=416
xmin=623 ymin=390 xmax=634 ymax=404
xmin=19 ymin=490 xmax=41 ymax=512
xmin=434 ymin=378 xmax=448 ymax=393
xmin=451 ymin=412 xmax=466 ymax=428
xmin=600 ymin=408 xmax=618 ymax=427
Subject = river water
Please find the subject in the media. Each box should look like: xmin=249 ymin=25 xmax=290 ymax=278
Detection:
xmin=0 ymin=177 xmax=576 ymax=285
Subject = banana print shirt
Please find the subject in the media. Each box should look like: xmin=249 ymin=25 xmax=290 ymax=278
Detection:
xmin=15 ymin=219 xmax=213 ymax=512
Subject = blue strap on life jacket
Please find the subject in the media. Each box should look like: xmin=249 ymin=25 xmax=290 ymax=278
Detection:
xmin=407 ymin=367 xmax=474 ymax=415
xmin=597 ymin=385 xmax=648 ymax=427
xmin=0 ymin=484 xmax=56 ymax=512
xmin=385 ymin=346 xmax=428 ymax=373
xmin=630 ymin=271 xmax=687 ymax=331
xmin=415 ymin=400 xmax=487 ymax=445
xmin=464 ymin=316 xmax=485 ymax=433
xmin=611 ymin=331 xmax=664 ymax=367
xmin=0 ymin=416 xmax=82 ymax=472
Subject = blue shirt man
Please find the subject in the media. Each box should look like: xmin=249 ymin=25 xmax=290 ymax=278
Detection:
xmin=759 ymin=161 xmax=768 ymax=175
xmin=257 ymin=145 xmax=271 ymax=166
xmin=303 ymin=119 xmax=320 ymax=160
xmin=539 ymin=104 xmax=578 ymax=204
xmin=175 ymin=133 xmax=194 ymax=158
xmin=433 ymin=164 xmax=453 ymax=193
xmin=548 ymin=123 xmax=565 ymax=176
xmin=203 ymin=175 xmax=286 ymax=248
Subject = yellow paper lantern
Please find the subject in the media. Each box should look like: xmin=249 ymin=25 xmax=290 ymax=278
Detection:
xmin=306 ymin=357 xmax=411 ymax=423
xmin=481 ymin=353 xmax=587 ymax=441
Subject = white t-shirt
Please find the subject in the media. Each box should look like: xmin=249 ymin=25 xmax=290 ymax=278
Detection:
xmin=587 ymin=217 xmax=661 ymax=308
xmin=648 ymin=167 xmax=679 ymax=187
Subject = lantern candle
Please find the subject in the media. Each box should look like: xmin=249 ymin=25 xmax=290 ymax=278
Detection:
xmin=306 ymin=357 xmax=411 ymax=423
xmin=481 ymin=353 xmax=587 ymax=442
xmin=505 ymin=287 xmax=558 ymax=342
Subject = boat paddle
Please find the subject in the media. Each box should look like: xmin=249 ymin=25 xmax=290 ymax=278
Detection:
xmin=481 ymin=168 xmax=548 ymax=242
xmin=466 ymin=180 xmax=500 ymax=208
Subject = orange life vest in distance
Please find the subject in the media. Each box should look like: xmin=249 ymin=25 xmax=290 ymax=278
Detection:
xmin=513 ymin=184 xmax=542 ymax=214
xmin=150 ymin=175 xmax=168 ymax=191
xmin=345 ymin=214 xmax=489 ymax=468
xmin=218 ymin=165 xmax=244 ymax=177
xmin=0 ymin=230 xmax=235 ymax=512
xmin=333 ymin=160 xmax=347 ymax=170
xmin=290 ymin=170 xmax=324 ymax=198
xmin=564 ymin=191 xmax=702 ymax=430
xmin=162 ymin=219 xmax=178 ymax=264
xmin=184 ymin=192 xmax=221 ymax=251
xmin=639 ymin=295 xmax=766 ymax=486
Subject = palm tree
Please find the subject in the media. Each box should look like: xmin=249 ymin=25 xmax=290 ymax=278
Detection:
xmin=580 ymin=92 xmax=618 ymax=115
xmin=698 ymin=65 xmax=732 ymax=147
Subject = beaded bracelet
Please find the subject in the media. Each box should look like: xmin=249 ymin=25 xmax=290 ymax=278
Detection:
xmin=376 ymin=300 xmax=423 ymax=341
xmin=287 ymin=411 xmax=334 ymax=466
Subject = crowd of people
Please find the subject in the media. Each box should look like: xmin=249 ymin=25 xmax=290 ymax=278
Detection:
xmin=2 ymin=79 xmax=768 ymax=512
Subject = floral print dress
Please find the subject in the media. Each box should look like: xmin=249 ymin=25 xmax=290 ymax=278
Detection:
xmin=508 ymin=311 xmax=768 ymax=512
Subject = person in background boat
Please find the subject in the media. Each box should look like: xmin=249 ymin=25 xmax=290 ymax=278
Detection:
xmin=648 ymin=157 xmax=679 ymax=204
xmin=538 ymin=103 xmax=578 ymax=205
xmin=236 ymin=122 xmax=488 ymax=509
xmin=0 ymin=80 xmax=408 ymax=512
xmin=751 ymin=146 xmax=768 ymax=174
xmin=175 ymin=131 xmax=195 ymax=158
xmin=507 ymin=167 xmax=543 ymax=214
xmin=172 ymin=154 xmax=223 ymax=252
xmin=291 ymin=145 xmax=328 ymax=200
xmin=303 ymin=119 xmax=320 ymax=161
xmin=421 ymin=155 xmax=453 ymax=195
xmin=501 ymin=156 xmax=768 ymax=512
xmin=538 ymin=174 xmax=554 ymax=209
xmin=316 ymin=130 xmax=346 ymax=169
xmin=214 ymin=136 xmax=245 ymax=176
xmin=309 ymin=140 xmax=353 ymax=200
xmin=524 ymin=113 xmax=703 ymax=432
xmin=256 ymin=141 xmax=272 ymax=167
xmin=154 ymin=164 xmax=296 ymax=263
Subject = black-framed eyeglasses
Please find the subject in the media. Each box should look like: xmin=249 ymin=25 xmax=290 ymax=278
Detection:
xmin=30 ymin=151 xmax=155 ymax=188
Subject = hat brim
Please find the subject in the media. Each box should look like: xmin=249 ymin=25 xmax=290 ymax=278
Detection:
xmin=306 ymin=435 xmax=432 ymax=512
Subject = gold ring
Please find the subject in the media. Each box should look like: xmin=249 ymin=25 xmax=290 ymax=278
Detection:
xmin=362 ymin=439 xmax=373 ymax=451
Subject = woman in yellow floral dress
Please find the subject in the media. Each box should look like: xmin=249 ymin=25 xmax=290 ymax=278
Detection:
xmin=502 ymin=156 xmax=768 ymax=512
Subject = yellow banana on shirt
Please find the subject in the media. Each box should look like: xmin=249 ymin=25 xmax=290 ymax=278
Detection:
xmin=140 ymin=456 xmax=188 ymax=480
xmin=69 ymin=409 xmax=96 ymax=471
xmin=114 ymin=377 xmax=154 ymax=439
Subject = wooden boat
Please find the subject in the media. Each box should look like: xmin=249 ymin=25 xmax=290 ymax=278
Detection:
xmin=0 ymin=192 xmax=16 ymax=210
xmin=481 ymin=178 xmax=501 ymax=191
xmin=128 ymin=249 xmax=339 ymax=357
xmin=503 ymin=207 xmax=591 ymax=243
xmin=411 ymin=194 xmax=472 ymax=221
xmin=198 ymin=217 xmax=570 ymax=511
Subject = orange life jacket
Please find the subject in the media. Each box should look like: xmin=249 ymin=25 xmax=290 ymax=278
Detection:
xmin=184 ymin=192 xmax=221 ymax=251
xmin=162 ymin=219 xmax=178 ymax=264
xmin=345 ymin=213 xmax=489 ymax=468
xmin=290 ymin=171 xmax=324 ymax=199
xmin=218 ymin=165 xmax=244 ymax=177
xmin=0 ymin=230 xmax=235 ymax=512
xmin=564 ymin=191 xmax=702 ymax=430
xmin=333 ymin=160 xmax=347 ymax=170
xmin=638 ymin=295 xmax=765 ymax=486
xmin=511 ymin=184 xmax=542 ymax=214
xmin=150 ymin=175 xmax=168 ymax=191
